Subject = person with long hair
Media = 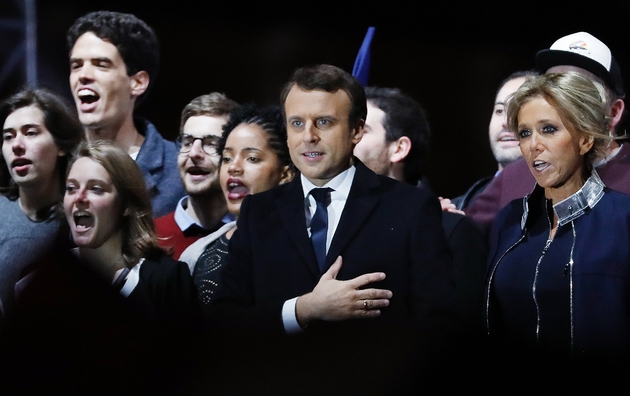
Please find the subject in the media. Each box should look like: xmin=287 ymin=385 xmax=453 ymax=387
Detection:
xmin=2 ymin=140 xmax=201 ymax=395
xmin=0 ymin=87 xmax=83 ymax=320
xmin=179 ymin=103 xmax=294 ymax=309
xmin=63 ymin=140 xmax=199 ymax=323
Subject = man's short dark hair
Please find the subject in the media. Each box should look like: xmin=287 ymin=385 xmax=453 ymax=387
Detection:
xmin=66 ymin=11 xmax=160 ymax=105
xmin=494 ymin=70 xmax=539 ymax=99
xmin=366 ymin=86 xmax=430 ymax=184
xmin=279 ymin=64 xmax=367 ymax=129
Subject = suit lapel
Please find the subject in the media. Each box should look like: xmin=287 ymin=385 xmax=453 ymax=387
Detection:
xmin=275 ymin=176 xmax=321 ymax=277
xmin=325 ymin=160 xmax=381 ymax=271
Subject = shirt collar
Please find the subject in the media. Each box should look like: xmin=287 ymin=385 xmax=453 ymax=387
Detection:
xmin=174 ymin=196 xmax=234 ymax=232
xmin=174 ymin=196 xmax=202 ymax=232
xmin=553 ymin=169 xmax=605 ymax=227
xmin=521 ymin=169 xmax=606 ymax=229
xmin=301 ymin=165 xmax=356 ymax=203
xmin=593 ymin=142 xmax=623 ymax=167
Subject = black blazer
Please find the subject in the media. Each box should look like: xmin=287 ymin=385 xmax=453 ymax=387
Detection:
xmin=206 ymin=159 xmax=461 ymax=395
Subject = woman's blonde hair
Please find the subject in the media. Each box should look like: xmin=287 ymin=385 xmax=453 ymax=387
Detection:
xmin=507 ymin=71 xmax=616 ymax=165
xmin=68 ymin=140 xmax=164 ymax=266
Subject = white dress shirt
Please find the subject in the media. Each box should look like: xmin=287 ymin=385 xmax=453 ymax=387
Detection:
xmin=282 ymin=165 xmax=356 ymax=334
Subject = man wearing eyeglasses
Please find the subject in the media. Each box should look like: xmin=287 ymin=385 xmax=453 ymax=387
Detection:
xmin=155 ymin=92 xmax=239 ymax=260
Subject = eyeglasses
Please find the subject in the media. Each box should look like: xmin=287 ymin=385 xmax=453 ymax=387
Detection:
xmin=176 ymin=134 xmax=220 ymax=155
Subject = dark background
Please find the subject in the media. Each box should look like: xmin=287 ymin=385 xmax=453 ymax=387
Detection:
xmin=2 ymin=0 xmax=629 ymax=199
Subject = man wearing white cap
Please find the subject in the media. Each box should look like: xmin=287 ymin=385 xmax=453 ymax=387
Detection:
xmin=462 ymin=31 xmax=630 ymax=240
xmin=537 ymin=31 xmax=625 ymax=129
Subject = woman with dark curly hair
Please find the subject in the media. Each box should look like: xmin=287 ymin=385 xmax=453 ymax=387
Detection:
xmin=179 ymin=103 xmax=294 ymax=309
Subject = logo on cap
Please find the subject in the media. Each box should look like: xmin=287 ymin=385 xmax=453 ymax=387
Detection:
xmin=568 ymin=40 xmax=590 ymax=55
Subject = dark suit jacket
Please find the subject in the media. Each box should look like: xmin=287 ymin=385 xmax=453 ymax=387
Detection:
xmin=442 ymin=211 xmax=487 ymax=325
xmin=205 ymin=159 xmax=460 ymax=395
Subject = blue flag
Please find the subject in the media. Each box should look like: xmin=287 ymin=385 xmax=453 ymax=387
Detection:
xmin=352 ymin=27 xmax=375 ymax=87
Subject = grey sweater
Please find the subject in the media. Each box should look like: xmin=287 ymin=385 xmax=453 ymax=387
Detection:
xmin=0 ymin=196 xmax=61 ymax=319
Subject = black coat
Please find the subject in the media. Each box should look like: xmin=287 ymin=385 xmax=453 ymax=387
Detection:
xmin=204 ymin=159 xmax=461 ymax=395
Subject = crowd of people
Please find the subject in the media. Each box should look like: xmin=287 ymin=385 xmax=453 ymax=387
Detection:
xmin=0 ymin=9 xmax=629 ymax=395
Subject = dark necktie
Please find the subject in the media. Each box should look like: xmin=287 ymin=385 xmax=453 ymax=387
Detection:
xmin=310 ymin=188 xmax=333 ymax=271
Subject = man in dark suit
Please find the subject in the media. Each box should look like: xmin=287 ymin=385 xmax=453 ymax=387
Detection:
xmin=354 ymin=86 xmax=487 ymax=339
xmin=205 ymin=64 xmax=460 ymax=396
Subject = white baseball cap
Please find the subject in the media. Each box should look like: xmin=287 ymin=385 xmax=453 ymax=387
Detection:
xmin=535 ymin=31 xmax=625 ymax=97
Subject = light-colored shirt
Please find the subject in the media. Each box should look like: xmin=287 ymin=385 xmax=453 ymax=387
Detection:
xmin=282 ymin=165 xmax=356 ymax=334
xmin=301 ymin=166 xmax=355 ymax=252
xmin=174 ymin=196 xmax=234 ymax=233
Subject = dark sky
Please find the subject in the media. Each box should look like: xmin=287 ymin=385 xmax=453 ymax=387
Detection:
xmin=2 ymin=0 xmax=630 ymax=198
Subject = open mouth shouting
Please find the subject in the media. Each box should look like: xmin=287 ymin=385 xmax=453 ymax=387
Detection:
xmin=226 ymin=178 xmax=249 ymax=200
xmin=73 ymin=210 xmax=94 ymax=233
xmin=77 ymin=88 xmax=100 ymax=112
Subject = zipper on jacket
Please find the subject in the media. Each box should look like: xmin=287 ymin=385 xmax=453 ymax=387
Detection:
xmin=533 ymin=204 xmax=556 ymax=345
xmin=568 ymin=221 xmax=576 ymax=354
xmin=485 ymin=233 xmax=526 ymax=335
xmin=533 ymin=237 xmax=553 ymax=344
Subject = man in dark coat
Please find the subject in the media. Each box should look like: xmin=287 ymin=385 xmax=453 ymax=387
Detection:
xmin=204 ymin=65 xmax=461 ymax=395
